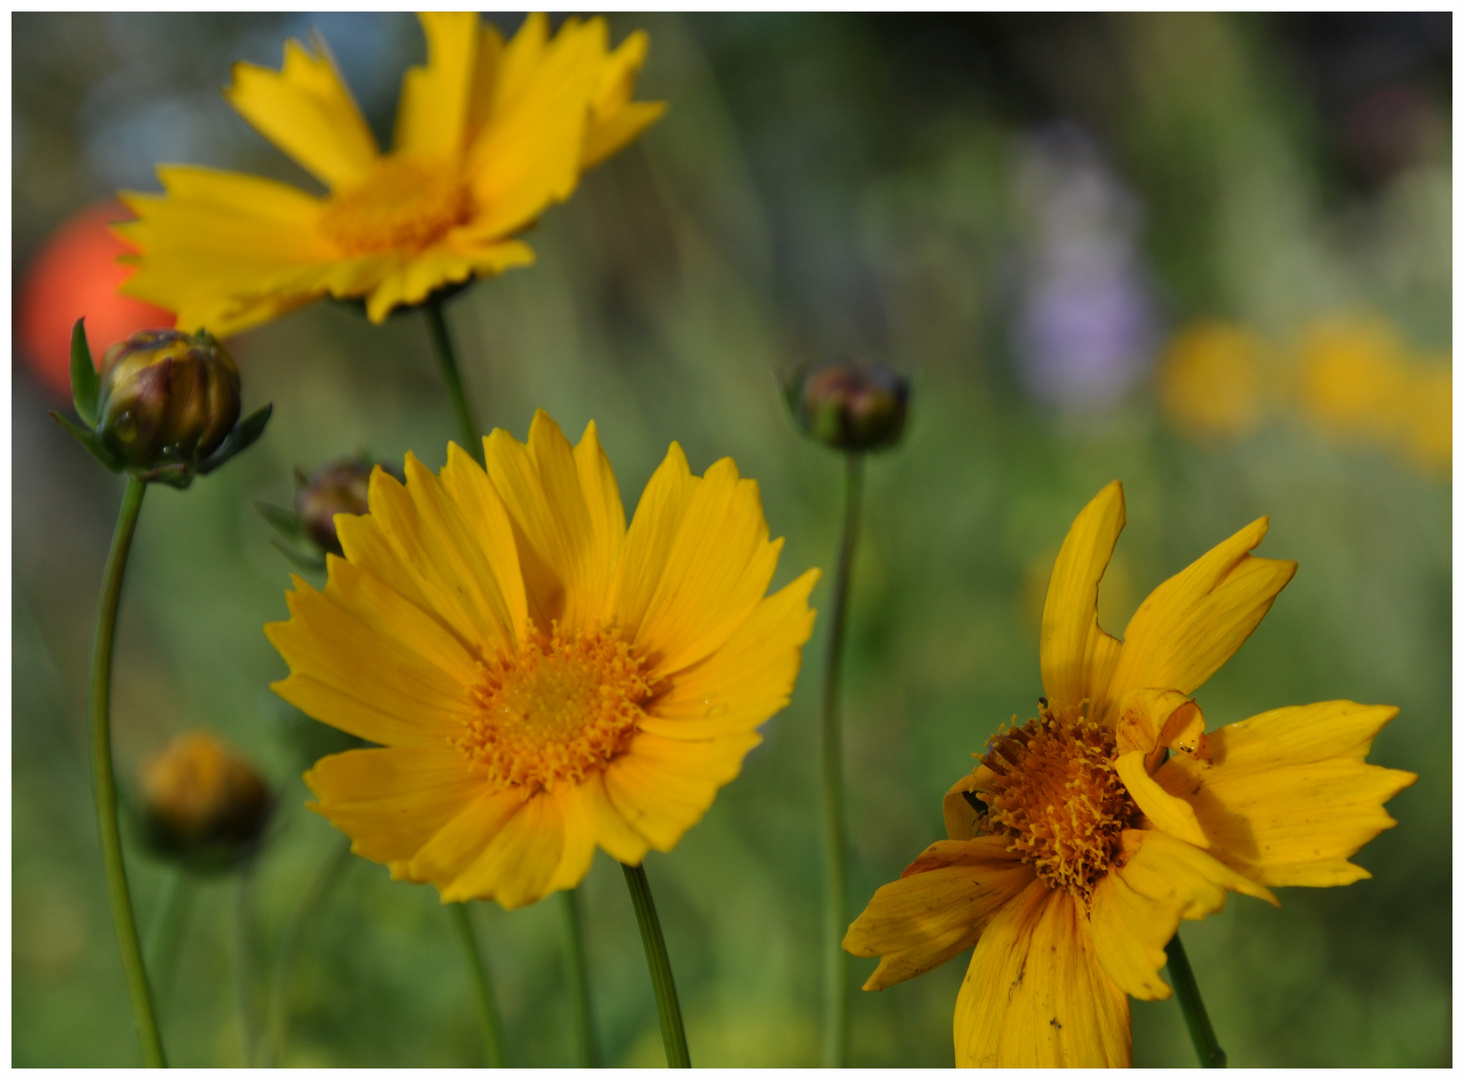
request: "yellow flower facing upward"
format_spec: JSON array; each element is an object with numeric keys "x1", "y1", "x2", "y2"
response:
[
  {"x1": 116, "y1": 13, "x2": 665, "y2": 337},
  {"x1": 845, "y1": 482, "x2": 1414, "y2": 1067},
  {"x1": 265, "y1": 412, "x2": 819, "y2": 909}
]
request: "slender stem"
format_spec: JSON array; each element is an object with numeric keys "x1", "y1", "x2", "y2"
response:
[
  {"x1": 621, "y1": 862, "x2": 690, "y2": 1068},
  {"x1": 1166, "y1": 931, "x2": 1227, "y2": 1067},
  {"x1": 233, "y1": 871, "x2": 259, "y2": 1067},
  {"x1": 424, "y1": 299, "x2": 484, "y2": 463},
  {"x1": 89, "y1": 475, "x2": 166, "y2": 1067},
  {"x1": 820, "y1": 453, "x2": 864, "y2": 1068},
  {"x1": 450, "y1": 903, "x2": 505, "y2": 1067},
  {"x1": 557, "y1": 889, "x2": 599, "y2": 1067},
  {"x1": 264, "y1": 839, "x2": 353, "y2": 1067},
  {"x1": 144, "y1": 869, "x2": 194, "y2": 1011}
]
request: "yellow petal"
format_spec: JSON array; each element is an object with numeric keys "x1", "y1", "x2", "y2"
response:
[
  {"x1": 462, "y1": 14, "x2": 604, "y2": 238},
  {"x1": 407, "y1": 787, "x2": 527, "y2": 888},
  {"x1": 1115, "y1": 750, "x2": 1210, "y2": 848},
  {"x1": 439, "y1": 442, "x2": 530, "y2": 644},
  {"x1": 442, "y1": 790, "x2": 565, "y2": 909},
  {"x1": 953, "y1": 882, "x2": 1130, "y2": 1067},
  {"x1": 844, "y1": 837, "x2": 1032, "y2": 991},
  {"x1": 225, "y1": 37, "x2": 379, "y2": 188},
  {"x1": 1155, "y1": 702, "x2": 1415, "y2": 887},
  {"x1": 602, "y1": 730, "x2": 761, "y2": 851},
  {"x1": 581, "y1": 28, "x2": 666, "y2": 169},
  {"x1": 1106, "y1": 518, "x2": 1297, "y2": 716},
  {"x1": 1114, "y1": 828, "x2": 1277, "y2": 917},
  {"x1": 1088, "y1": 870, "x2": 1183, "y2": 1001},
  {"x1": 575, "y1": 770, "x2": 650, "y2": 866},
  {"x1": 304, "y1": 746, "x2": 479, "y2": 873},
  {"x1": 573, "y1": 420, "x2": 628, "y2": 617},
  {"x1": 1040, "y1": 481, "x2": 1125, "y2": 718},
  {"x1": 393, "y1": 12, "x2": 479, "y2": 159},
  {"x1": 638, "y1": 568, "x2": 819, "y2": 740},
  {"x1": 485, "y1": 411, "x2": 612, "y2": 631},
  {"x1": 544, "y1": 782, "x2": 605, "y2": 893},
  {"x1": 607, "y1": 442, "x2": 700, "y2": 638},
  {"x1": 632, "y1": 458, "x2": 781, "y2": 678},
  {"x1": 941, "y1": 773, "x2": 983, "y2": 842}
]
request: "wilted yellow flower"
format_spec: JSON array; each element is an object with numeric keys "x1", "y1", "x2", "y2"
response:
[
  {"x1": 266, "y1": 412, "x2": 819, "y2": 910},
  {"x1": 845, "y1": 481, "x2": 1413, "y2": 1067},
  {"x1": 1158, "y1": 321, "x2": 1269, "y2": 437},
  {"x1": 143, "y1": 731, "x2": 272, "y2": 869},
  {"x1": 117, "y1": 13, "x2": 664, "y2": 336}
]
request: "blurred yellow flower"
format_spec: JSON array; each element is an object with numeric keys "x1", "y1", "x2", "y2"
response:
[
  {"x1": 116, "y1": 13, "x2": 664, "y2": 337},
  {"x1": 1399, "y1": 358, "x2": 1451, "y2": 473},
  {"x1": 1298, "y1": 315, "x2": 1410, "y2": 441},
  {"x1": 1158, "y1": 321, "x2": 1269, "y2": 437},
  {"x1": 143, "y1": 730, "x2": 272, "y2": 867},
  {"x1": 845, "y1": 481, "x2": 1413, "y2": 1067},
  {"x1": 266, "y1": 411, "x2": 818, "y2": 910}
]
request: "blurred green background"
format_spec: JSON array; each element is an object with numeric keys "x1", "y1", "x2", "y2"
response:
[{"x1": 12, "y1": 11, "x2": 1450, "y2": 1067}]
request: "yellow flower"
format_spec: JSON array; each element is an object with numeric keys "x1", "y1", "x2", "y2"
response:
[
  {"x1": 1158, "y1": 321, "x2": 1270, "y2": 438},
  {"x1": 1399, "y1": 358, "x2": 1451, "y2": 473},
  {"x1": 265, "y1": 412, "x2": 819, "y2": 909},
  {"x1": 845, "y1": 481, "x2": 1414, "y2": 1067},
  {"x1": 1298, "y1": 315, "x2": 1410, "y2": 442},
  {"x1": 116, "y1": 13, "x2": 665, "y2": 337}
]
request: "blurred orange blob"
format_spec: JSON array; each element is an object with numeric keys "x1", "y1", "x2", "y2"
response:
[{"x1": 17, "y1": 201, "x2": 175, "y2": 400}]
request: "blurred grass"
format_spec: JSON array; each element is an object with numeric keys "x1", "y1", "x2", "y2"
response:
[{"x1": 12, "y1": 11, "x2": 1450, "y2": 1067}]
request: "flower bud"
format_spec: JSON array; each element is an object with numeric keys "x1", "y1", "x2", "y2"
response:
[
  {"x1": 142, "y1": 731, "x2": 271, "y2": 872},
  {"x1": 94, "y1": 329, "x2": 241, "y2": 471},
  {"x1": 293, "y1": 458, "x2": 374, "y2": 557},
  {"x1": 790, "y1": 361, "x2": 910, "y2": 452}
]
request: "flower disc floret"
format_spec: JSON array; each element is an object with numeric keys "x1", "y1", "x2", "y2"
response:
[
  {"x1": 319, "y1": 157, "x2": 473, "y2": 255},
  {"x1": 978, "y1": 707, "x2": 1138, "y2": 900},
  {"x1": 460, "y1": 623, "x2": 654, "y2": 790}
]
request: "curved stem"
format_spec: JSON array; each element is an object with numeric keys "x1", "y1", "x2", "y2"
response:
[
  {"x1": 264, "y1": 838, "x2": 353, "y2": 1067},
  {"x1": 424, "y1": 299, "x2": 484, "y2": 464},
  {"x1": 557, "y1": 889, "x2": 599, "y2": 1067},
  {"x1": 820, "y1": 453, "x2": 864, "y2": 1068},
  {"x1": 144, "y1": 869, "x2": 194, "y2": 1012},
  {"x1": 89, "y1": 475, "x2": 166, "y2": 1066},
  {"x1": 620, "y1": 862, "x2": 690, "y2": 1068},
  {"x1": 450, "y1": 903, "x2": 505, "y2": 1067},
  {"x1": 1166, "y1": 931, "x2": 1227, "y2": 1067}
]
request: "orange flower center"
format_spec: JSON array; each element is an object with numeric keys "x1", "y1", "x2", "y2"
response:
[
  {"x1": 319, "y1": 157, "x2": 473, "y2": 256},
  {"x1": 456, "y1": 624, "x2": 652, "y2": 791},
  {"x1": 976, "y1": 706, "x2": 1139, "y2": 900}
]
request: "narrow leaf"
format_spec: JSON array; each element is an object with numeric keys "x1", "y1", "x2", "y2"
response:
[
  {"x1": 50, "y1": 409, "x2": 121, "y2": 473},
  {"x1": 70, "y1": 319, "x2": 100, "y2": 428},
  {"x1": 255, "y1": 501, "x2": 304, "y2": 541}
]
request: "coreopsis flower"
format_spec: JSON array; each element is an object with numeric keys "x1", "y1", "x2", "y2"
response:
[
  {"x1": 1158, "y1": 321, "x2": 1270, "y2": 438},
  {"x1": 265, "y1": 412, "x2": 819, "y2": 909},
  {"x1": 116, "y1": 13, "x2": 664, "y2": 337},
  {"x1": 845, "y1": 481, "x2": 1414, "y2": 1067}
]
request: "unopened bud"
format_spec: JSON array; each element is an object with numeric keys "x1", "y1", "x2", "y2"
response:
[
  {"x1": 293, "y1": 459, "x2": 374, "y2": 556},
  {"x1": 790, "y1": 361, "x2": 910, "y2": 452},
  {"x1": 142, "y1": 731, "x2": 271, "y2": 872},
  {"x1": 95, "y1": 329, "x2": 241, "y2": 471}
]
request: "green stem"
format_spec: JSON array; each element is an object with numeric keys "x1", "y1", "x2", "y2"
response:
[
  {"x1": 1166, "y1": 931, "x2": 1227, "y2": 1067},
  {"x1": 233, "y1": 871, "x2": 259, "y2": 1067},
  {"x1": 820, "y1": 453, "x2": 864, "y2": 1068},
  {"x1": 264, "y1": 839, "x2": 353, "y2": 1067},
  {"x1": 621, "y1": 862, "x2": 690, "y2": 1068},
  {"x1": 89, "y1": 475, "x2": 166, "y2": 1067},
  {"x1": 450, "y1": 903, "x2": 505, "y2": 1067},
  {"x1": 557, "y1": 889, "x2": 599, "y2": 1067},
  {"x1": 144, "y1": 869, "x2": 193, "y2": 1011},
  {"x1": 424, "y1": 299, "x2": 484, "y2": 464}
]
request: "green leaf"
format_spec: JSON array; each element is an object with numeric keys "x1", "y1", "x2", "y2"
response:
[
  {"x1": 49, "y1": 409, "x2": 121, "y2": 473},
  {"x1": 70, "y1": 319, "x2": 100, "y2": 428},
  {"x1": 269, "y1": 537, "x2": 326, "y2": 573},
  {"x1": 255, "y1": 501, "x2": 304, "y2": 542},
  {"x1": 197, "y1": 402, "x2": 273, "y2": 475}
]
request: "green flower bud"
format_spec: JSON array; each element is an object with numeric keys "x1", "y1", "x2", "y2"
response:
[
  {"x1": 790, "y1": 361, "x2": 910, "y2": 452},
  {"x1": 293, "y1": 458, "x2": 375, "y2": 556},
  {"x1": 141, "y1": 731, "x2": 272, "y2": 873},
  {"x1": 94, "y1": 329, "x2": 241, "y2": 471}
]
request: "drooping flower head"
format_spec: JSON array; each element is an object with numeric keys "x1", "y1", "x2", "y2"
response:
[
  {"x1": 265, "y1": 412, "x2": 819, "y2": 909},
  {"x1": 845, "y1": 481, "x2": 1414, "y2": 1067},
  {"x1": 116, "y1": 13, "x2": 665, "y2": 337}
]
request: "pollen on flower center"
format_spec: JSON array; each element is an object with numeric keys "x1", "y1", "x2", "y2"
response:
[
  {"x1": 319, "y1": 156, "x2": 473, "y2": 256},
  {"x1": 975, "y1": 706, "x2": 1139, "y2": 901},
  {"x1": 456, "y1": 624, "x2": 653, "y2": 791}
]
